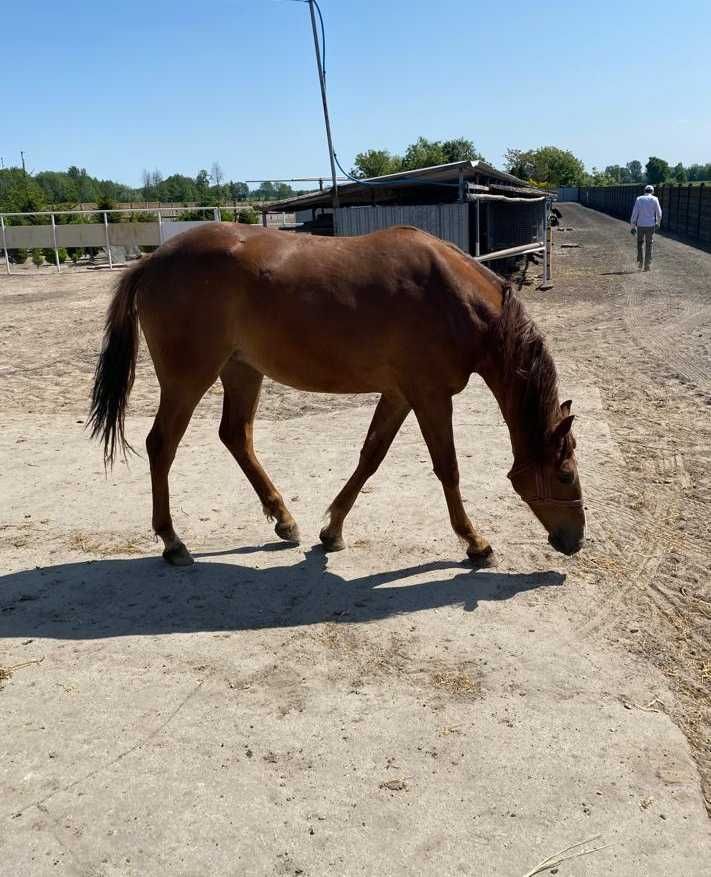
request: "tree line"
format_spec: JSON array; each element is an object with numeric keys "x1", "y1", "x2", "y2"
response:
[
  {"x1": 3, "y1": 143, "x2": 709, "y2": 219},
  {"x1": 352, "y1": 137, "x2": 711, "y2": 189},
  {"x1": 0, "y1": 161, "x2": 303, "y2": 216}
]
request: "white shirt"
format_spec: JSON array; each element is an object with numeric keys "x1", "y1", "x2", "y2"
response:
[{"x1": 631, "y1": 194, "x2": 662, "y2": 228}]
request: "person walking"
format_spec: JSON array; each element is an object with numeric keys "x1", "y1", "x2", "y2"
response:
[{"x1": 631, "y1": 184, "x2": 662, "y2": 271}]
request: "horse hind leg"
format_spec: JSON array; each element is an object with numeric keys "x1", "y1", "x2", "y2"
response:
[
  {"x1": 147, "y1": 383, "x2": 207, "y2": 566},
  {"x1": 219, "y1": 358, "x2": 299, "y2": 544},
  {"x1": 320, "y1": 393, "x2": 410, "y2": 552}
]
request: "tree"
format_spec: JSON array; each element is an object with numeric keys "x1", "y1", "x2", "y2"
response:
[
  {"x1": 504, "y1": 148, "x2": 536, "y2": 180},
  {"x1": 672, "y1": 162, "x2": 688, "y2": 183},
  {"x1": 604, "y1": 165, "x2": 632, "y2": 184},
  {"x1": 211, "y1": 162, "x2": 224, "y2": 187},
  {"x1": 504, "y1": 146, "x2": 586, "y2": 186},
  {"x1": 195, "y1": 169, "x2": 210, "y2": 193},
  {"x1": 401, "y1": 137, "x2": 447, "y2": 170},
  {"x1": 626, "y1": 160, "x2": 643, "y2": 183},
  {"x1": 645, "y1": 156, "x2": 670, "y2": 185},
  {"x1": 587, "y1": 167, "x2": 617, "y2": 186},
  {"x1": 441, "y1": 137, "x2": 485, "y2": 163},
  {"x1": 238, "y1": 207, "x2": 259, "y2": 224},
  {"x1": 96, "y1": 194, "x2": 120, "y2": 222},
  {"x1": 229, "y1": 180, "x2": 249, "y2": 202},
  {"x1": 352, "y1": 149, "x2": 401, "y2": 178},
  {"x1": 142, "y1": 169, "x2": 154, "y2": 201}
]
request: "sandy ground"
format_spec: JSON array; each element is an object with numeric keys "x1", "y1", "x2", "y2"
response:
[{"x1": 1, "y1": 206, "x2": 710, "y2": 875}]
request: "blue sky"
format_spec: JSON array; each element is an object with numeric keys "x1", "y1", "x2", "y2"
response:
[{"x1": 3, "y1": 0, "x2": 710, "y2": 186}]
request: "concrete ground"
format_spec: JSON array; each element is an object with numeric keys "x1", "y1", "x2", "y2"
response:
[{"x1": 1, "y1": 206, "x2": 710, "y2": 874}]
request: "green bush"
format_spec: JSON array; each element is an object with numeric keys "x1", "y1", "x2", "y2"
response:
[
  {"x1": 31, "y1": 248, "x2": 44, "y2": 268},
  {"x1": 42, "y1": 247, "x2": 67, "y2": 264},
  {"x1": 238, "y1": 207, "x2": 259, "y2": 224},
  {"x1": 9, "y1": 248, "x2": 29, "y2": 264},
  {"x1": 68, "y1": 247, "x2": 84, "y2": 264}
]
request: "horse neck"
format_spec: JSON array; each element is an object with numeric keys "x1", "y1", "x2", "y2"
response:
[{"x1": 478, "y1": 334, "x2": 559, "y2": 464}]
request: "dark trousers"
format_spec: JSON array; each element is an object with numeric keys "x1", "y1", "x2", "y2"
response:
[{"x1": 637, "y1": 226, "x2": 655, "y2": 267}]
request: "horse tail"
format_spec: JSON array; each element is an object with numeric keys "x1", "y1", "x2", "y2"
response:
[{"x1": 88, "y1": 259, "x2": 145, "y2": 467}]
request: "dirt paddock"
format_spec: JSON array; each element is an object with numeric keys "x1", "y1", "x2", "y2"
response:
[{"x1": 2, "y1": 204, "x2": 710, "y2": 874}]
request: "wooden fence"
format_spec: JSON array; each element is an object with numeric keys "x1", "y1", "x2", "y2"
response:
[{"x1": 575, "y1": 184, "x2": 711, "y2": 248}]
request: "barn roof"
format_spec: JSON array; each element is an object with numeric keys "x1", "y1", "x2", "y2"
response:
[{"x1": 263, "y1": 160, "x2": 543, "y2": 211}]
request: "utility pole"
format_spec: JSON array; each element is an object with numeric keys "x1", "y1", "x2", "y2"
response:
[
  {"x1": 307, "y1": 0, "x2": 339, "y2": 232},
  {"x1": 20, "y1": 151, "x2": 26, "y2": 176}
]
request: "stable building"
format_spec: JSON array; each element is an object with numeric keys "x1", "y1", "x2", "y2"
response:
[{"x1": 263, "y1": 160, "x2": 551, "y2": 271}]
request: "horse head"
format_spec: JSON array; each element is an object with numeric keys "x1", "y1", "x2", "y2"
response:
[{"x1": 508, "y1": 400, "x2": 585, "y2": 555}]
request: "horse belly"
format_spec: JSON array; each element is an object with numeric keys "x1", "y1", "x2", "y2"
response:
[{"x1": 236, "y1": 321, "x2": 391, "y2": 394}]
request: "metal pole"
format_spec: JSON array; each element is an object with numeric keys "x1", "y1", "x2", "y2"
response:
[
  {"x1": 103, "y1": 212, "x2": 113, "y2": 269},
  {"x1": 213, "y1": 207, "x2": 220, "y2": 222},
  {"x1": 158, "y1": 209, "x2": 163, "y2": 245},
  {"x1": 543, "y1": 200, "x2": 551, "y2": 283},
  {"x1": 307, "y1": 0, "x2": 339, "y2": 234},
  {"x1": 51, "y1": 212, "x2": 60, "y2": 272},
  {"x1": 1, "y1": 215, "x2": 11, "y2": 275},
  {"x1": 475, "y1": 198, "x2": 481, "y2": 257}
]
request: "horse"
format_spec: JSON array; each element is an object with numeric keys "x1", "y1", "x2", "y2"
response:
[{"x1": 88, "y1": 222, "x2": 585, "y2": 567}]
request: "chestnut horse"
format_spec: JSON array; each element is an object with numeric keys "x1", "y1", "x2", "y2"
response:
[{"x1": 89, "y1": 223, "x2": 584, "y2": 566}]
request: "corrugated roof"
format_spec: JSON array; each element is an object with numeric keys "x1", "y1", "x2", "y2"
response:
[{"x1": 263, "y1": 160, "x2": 542, "y2": 211}]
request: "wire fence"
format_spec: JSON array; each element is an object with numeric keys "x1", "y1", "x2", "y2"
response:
[{"x1": 574, "y1": 183, "x2": 711, "y2": 248}]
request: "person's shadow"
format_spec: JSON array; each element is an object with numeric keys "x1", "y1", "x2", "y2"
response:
[{"x1": 0, "y1": 544, "x2": 565, "y2": 640}]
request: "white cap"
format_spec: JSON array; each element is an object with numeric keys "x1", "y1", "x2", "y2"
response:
[{"x1": 644, "y1": 184, "x2": 654, "y2": 193}]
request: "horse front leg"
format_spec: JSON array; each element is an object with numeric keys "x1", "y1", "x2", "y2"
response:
[
  {"x1": 320, "y1": 393, "x2": 410, "y2": 551},
  {"x1": 411, "y1": 394, "x2": 495, "y2": 567}
]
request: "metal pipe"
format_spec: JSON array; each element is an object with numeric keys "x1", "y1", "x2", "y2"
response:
[
  {"x1": 103, "y1": 212, "x2": 113, "y2": 269},
  {"x1": 475, "y1": 199, "x2": 481, "y2": 257},
  {"x1": 51, "y1": 213, "x2": 60, "y2": 272},
  {"x1": 307, "y1": 0, "x2": 339, "y2": 232},
  {"x1": 1, "y1": 215, "x2": 10, "y2": 275},
  {"x1": 475, "y1": 242, "x2": 545, "y2": 263},
  {"x1": 543, "y1": 200, "x2": 550, "y2": 283}
]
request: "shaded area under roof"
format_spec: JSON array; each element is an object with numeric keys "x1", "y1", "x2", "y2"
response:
[{"x1": 263, "y1": 160, "x2": 544, "y2": 212}]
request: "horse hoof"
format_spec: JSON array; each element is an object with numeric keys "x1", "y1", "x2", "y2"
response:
[
  {"x1": 275, "y1": 520, "x2": 301, "y2": 544},
  {"x1": 163, "y1": 542, "x2": 194, "y2": 566},
  {"x1": 319, "y1": 529, "x2": 345, "y2": 552},
  {"x1": 467, "y1": 545, "x2": 496, "y2": 569}
]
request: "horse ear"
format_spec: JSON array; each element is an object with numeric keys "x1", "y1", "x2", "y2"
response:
[
  {"x1": 561, "y1": 399, "x2": 573, "y2": 416},
  {"x1": 552, "y1": 414, "x2": 575, "y2": 443}
]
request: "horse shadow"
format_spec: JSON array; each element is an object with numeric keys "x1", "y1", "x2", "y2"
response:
[{"x1": 0, "y1": 544, "x2": 565, "y2": 640}]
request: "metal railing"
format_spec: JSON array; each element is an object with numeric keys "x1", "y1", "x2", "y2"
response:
[{"x1": 0, "y1": 207, "x2": 297, "y2": 275}]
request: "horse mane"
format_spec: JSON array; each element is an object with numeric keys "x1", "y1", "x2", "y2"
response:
[
  {"x1": 493, "y1": 285, "x2": 561, "y2": 458},
  {"x1": 398, "y1": 228, "x2": 562, "y2": 457}
]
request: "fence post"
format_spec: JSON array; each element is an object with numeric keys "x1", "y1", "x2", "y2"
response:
[
  {"x1": 103, "y1": 212, "x2": 113, "y2": 269},
  {"x1": 51, "y1": 212, "x2": 60, "y2": 272},
  {"x1": 1, "y1": 214, "x2": 10, "y2": 275},
  {"x1": 685, "y1": 183, "x2": 691, "y2": 237},
  {"x1": 697, "y1": 183, "x2": 705, "y2": 241}
]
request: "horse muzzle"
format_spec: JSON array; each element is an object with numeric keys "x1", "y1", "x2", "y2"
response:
[{"x1": 548, "y1": 530, "x2": 585, "y2": 556}]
